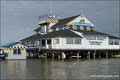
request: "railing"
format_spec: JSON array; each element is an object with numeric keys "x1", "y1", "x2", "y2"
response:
[
  {"x1": 39, "y1": 44, "x2": 52, "y2": 49},
  {"x1": 38, "y1": 18, "x2": 58, "y2": 24},
  {"x1": 46, "y1": 44, "x2": 52, "y2": 49},
  {"x1": 26, "y1": 44, "x2": 52, "y2": 49}
]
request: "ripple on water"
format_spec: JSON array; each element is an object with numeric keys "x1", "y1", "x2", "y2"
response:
[{"x1": 0, "y1": 58, "x2": 119, "y2": 79}]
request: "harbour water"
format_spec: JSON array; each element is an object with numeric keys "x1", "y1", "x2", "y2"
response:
[{"x1": 0, "y1": 58, "x2": 119, "y2": 80}]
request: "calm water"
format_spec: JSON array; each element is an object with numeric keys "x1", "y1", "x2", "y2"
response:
[{"x1": 0, "y1": 58, "x2": 119, "y2": 80}]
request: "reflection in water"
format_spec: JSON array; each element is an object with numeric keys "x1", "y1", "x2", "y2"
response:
[
  {"x1": 0, "y1": 58, "x2": 119, "y2": 79},
  {"x1": 1, "y1": 60, "x2": 26, "y2": 79}
]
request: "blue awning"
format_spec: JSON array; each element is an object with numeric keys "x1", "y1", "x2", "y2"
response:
[{"x1": 26, "y1": 46, "x2": 39, "y2": 50}]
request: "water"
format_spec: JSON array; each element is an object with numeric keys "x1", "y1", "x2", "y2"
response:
[{"x1": 0, "y1": 58, "x2": 119, "y2": 80}]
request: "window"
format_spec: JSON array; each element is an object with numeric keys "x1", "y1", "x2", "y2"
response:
[
  {"x1": 75, "y1": 38, "x2": 81, "y2": 44},
  {"x1": 42, "y1": 39, "x2": 45, "y2": 46},
  {"x1": 66, "y1": 38, "x2": 81, "y2": 44},
  {"x1": 38, "y1": 40, "x2": 41, "y2": 46},
  {"x1": 53, "y1": 39, "x2": 59, "y2": 44},
  {"x1": 56, "y1": 27, "x2": 59, "y2": 31},
  {"x1": 47, "y1": 39, "x2": 51, "y2": 44},
  {"x1": 13, "y1": 49, "x2": 21, "y2": 55},
  {"x1": 41, "y1": 26, "x2": 46, "y2": 33},
  {"x1": 18, "y1": 49, "x2": 21, "y2": 54},
  {"x1": 13, "y1": 49, "x2": 17, "y2": 54},
  {"x1": 109, "y1": 39, "x2": 119, "y2": 45},
  {"x1": 115, "y1": 40, "x2": 119, "y2": 45},
  {"x1": 109, "y1": 39, "x2": 114, "y2": 45},
  {"x1": 67, "y1": 38, "x2": 74, "y2": 44}
]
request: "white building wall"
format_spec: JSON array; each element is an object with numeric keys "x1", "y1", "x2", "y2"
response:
[
  {"x1": 5, "y1": 50, "x2": 26, "y2": 59},
  {"x1": 51, "y1": 36, "x2": 120, "y2": 50},
  {"x1": 3, "y1": 44, "x2": 27, "y2": 59},
  {"x1": 51, "y1": 38, "x2": 62, "y2": 49}
]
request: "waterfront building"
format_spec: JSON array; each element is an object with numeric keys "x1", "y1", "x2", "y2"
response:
[
  {"x1": 1, "y1": 42, "x2": 27, "y2": 59},
  {"x1": 21, "y1": 14, "x2": 120, "y2": 58}
]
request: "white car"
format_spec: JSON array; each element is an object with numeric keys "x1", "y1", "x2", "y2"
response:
[{"x1": 0, "y1": 49, "x2": 5, "y2": 60}]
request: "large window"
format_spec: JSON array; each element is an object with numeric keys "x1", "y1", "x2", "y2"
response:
[
  {"x1": 47, "y1": 39, "x2": 51, "y2": 44},
  {"x1": 66, "y1": 38, "x2": 81, "y2": 44},
  {"x1": 42, "y1": 39, "x2": 45, "y2": 46},
  {"x1": 109, "y1": 39, "x2": 119, "y2": 45},
  {"x1": 13, "y1": 49, "x2": 21, "y2": 55},
  {"x1": 53, "y1": 39, "x2": 59, "y2": 44},
  {"x1": 13, "y1": 49, "x2": 17, "y2": 54},
  {"x1": 75, "y1": 38, "x2": 81, "y2": 44},
  {"x1": 115, "y1": 40, "x2": 119, "y2": 45},
  {"x1": 67, "y1": 38, "x2": 74, "y2": 44},
  {"x1": 109, "y1": 39, "x2": 114, "y2": 45},
  {"x1": 18, "y1": 49, "x2": 21, "y2": 54}
]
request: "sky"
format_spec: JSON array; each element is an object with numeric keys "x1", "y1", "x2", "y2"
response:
[{"x1": 1, "y1": 1, "x2": 119, "y2": 45}]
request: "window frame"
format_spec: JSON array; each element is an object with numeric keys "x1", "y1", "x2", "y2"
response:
[
  {"x1": 114, "y1": 40, "x2": 119, "y2": 45},
  {"x1": 13, "y1": 48, "x2": 21, "y2": 55},
  {"x1": 13, "y1": 49, "x2": 17, "y2": 54},
  {"x1": 109, "y1": 39, "x2": 114, "y2": 45},
  {"x1": 18, "y1": 48, "x2": 21, "y2": 54},
  {"x1": 75, "y1": 38, "x2": 81, "y2": 44},
  {"x1": 66, "y1": 38, "x2": 81, "y2": 44},
  {"x1": 66, "y1": 38, "x2": 74, "y2": 44},
  {"x1": 53, "y1": 39, "x2": 59, "y2": 44},
  {"x1": 109, "y1": 39, "x2": 120, "y2": 45}
]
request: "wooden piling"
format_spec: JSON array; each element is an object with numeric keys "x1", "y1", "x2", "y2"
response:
[
  {"x1": 77, "y1": 53, "x2": 79, "y2": 59},
  {"x1": 52, "y1": 53, "x2": 54, "y2": 59},
  {"x1": 58, "y1": 54, "x2": 61, "y2": 59},
  {"x1": 99, "y1": 53, "x2": 101, "y2": 58},
  {"x1": 87, "y1": 52, "x2": 90, "y2": 58},
  {"x1": 111, "y1": 53, "x2": 113, "y2": 57},
  {"x1": 93, "y1": 53, "x2": 96, "y2": 58},
  {"x1": 106, "y1": 53, "x2": 108, "y2": 58}
]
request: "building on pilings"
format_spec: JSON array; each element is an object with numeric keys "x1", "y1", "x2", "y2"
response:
[{"x1": 20, "y1": 14, "x2": 120, "y2": 58}]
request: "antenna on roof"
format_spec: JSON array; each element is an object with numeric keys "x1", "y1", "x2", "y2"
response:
[{"x1": 49, "y1": 0, "x2": 52, "y2": 14}]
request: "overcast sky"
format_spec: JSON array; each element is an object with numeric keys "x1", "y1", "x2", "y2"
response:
[{"x1": 1, "y1": 1, "x2": 119, "y2": 45}]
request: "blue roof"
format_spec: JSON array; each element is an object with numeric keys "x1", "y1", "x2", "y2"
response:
[{"x1": 1, "y1": 42, "x2": 19, "y2": 47}]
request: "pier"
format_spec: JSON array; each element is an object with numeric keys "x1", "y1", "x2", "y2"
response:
[{"x1": 26, "y1": 49, "x2": 120, "y2": 59}]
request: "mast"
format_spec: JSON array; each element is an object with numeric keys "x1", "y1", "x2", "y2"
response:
[{"x1": 50, "y1": 0, "x2": 52, "y2": 14}]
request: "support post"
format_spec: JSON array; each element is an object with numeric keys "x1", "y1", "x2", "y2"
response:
[
  {"x1": 62, "y1": 52, "x2": 66, "y2": 59},
  {"x1": 99, "y1": 53, "x2": 101, "y2": 58},
  {"x1": 111, "y1": 53, "x2": 113, "y2": 57},
  {"x1": 84, "y1": 53, "x2": 86, "y2": 58},
  {"x1": 106, "y1": 53, "x2": 108, "y2": 58},
  {"x1": 87, "y1": 52, "x2": 90, "y2": 58},
  {"x1": 30, "y1": 52, "x2": 33, "y2": 57},
  {"x1": 58, "y1": 55, "x2": 61, "y2": 59},
  {"x1": 45, "y1": 39, "x2": 47, "y2": 48},
  {"x1": 94, "y1": 50, "x2": 96, "y2": 58},
  {"x1": 28, "y1": 52, "x2": 30, "y2": 58},
  {"x1": 52, "y1": 53, "x2": 54, "y2": 59},
  {"x1": 70, "y1": 52, "x2": 72, "y2": 59},
  {"x1": 47, "y1": 53, "x2": 49, "y2": 57},
  {"x1": 44, "y1": 53, "x2": 47, "y2": 57},
  {"x1": 93, "y1": 53, "x2": 96, "y2": 58},
  {"x1": 77, "y1": 53, "x2": 79, "y2": 59},
  {"x1": 33, "y1": 52, "x2": 35, "y2": 58}
]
